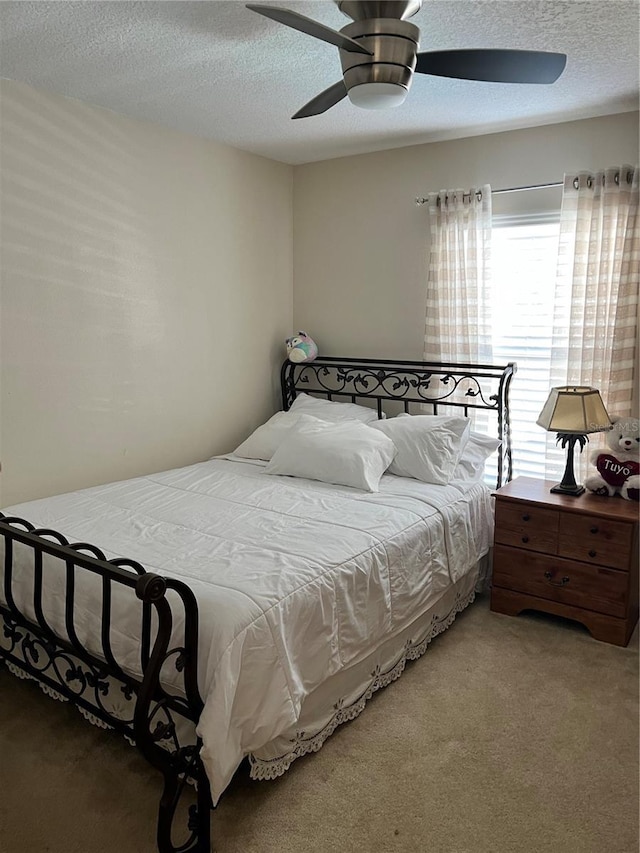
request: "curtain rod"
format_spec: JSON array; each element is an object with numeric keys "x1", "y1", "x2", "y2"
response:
[
  {"x1": 416, "y1": 170, "x2": 635, "y2": 205},
  {"x1": 415, "y1": 181, "x2": 562, "y2": 205}
]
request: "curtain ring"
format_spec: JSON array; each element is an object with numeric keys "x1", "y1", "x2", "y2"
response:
[
  {"x1": 586, "y1": 176, "x2": 593, "y2": 189},
  {"x1": 476, "y1": 190, "x2": 483, "y2": 202},
  {"x1": 627, "y1": 170, "x2": 634, "y2": 185},
  {"x1": 573, "y1": 176, "x2": 579, "y2": 189},
  {"x1": 614, "y1": 171, "x2": 620, "y2": 185}
]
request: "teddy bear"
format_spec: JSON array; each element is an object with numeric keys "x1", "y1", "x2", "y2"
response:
[
  {"x1": 584, "y1": 416, "x2": 639, "y2": 501},
  {"x1": 285, "y1": 331, "x2": 318, "y2": 364}
]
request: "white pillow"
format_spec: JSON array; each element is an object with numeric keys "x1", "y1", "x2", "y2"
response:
[
  {"x1": 453, "y1": 431, "x2": 502, "y2": 482},
  {"x1": 264, "y1": 415, "x2": 396, "y2": 492},
  {"x1": 370, "y1": 415, "x2": 471, "y2": 485},
  {"x1": 233, "y1": 411, "x2": 307, "y2": 461},
  {"x1": 289, "y1": 392, "x2": 380, "y2": 424}
]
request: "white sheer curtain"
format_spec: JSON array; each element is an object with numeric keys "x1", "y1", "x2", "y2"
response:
[
  {"x1": 423, "y1": 185, "x2": 493, "y2": 365},
  {"x1": 423, "y1": 170, "x2": 638, "y2": 484},
  {"x1": 546, "y1": 165, "x2": 639, "y2": 478}
]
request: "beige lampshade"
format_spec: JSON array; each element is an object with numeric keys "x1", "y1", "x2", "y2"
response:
[{"x1": 536, "y1": 386, "x2": 611, "y2": 434}]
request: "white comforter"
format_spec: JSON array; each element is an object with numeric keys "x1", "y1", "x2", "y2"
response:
[{"x1": 2, "y1": 457, "x2": 493, "y2": 803}]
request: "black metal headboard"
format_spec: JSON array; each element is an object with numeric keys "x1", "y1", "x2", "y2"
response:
[{"x1": 281, "y1": 356, "x2": 516, "y2": 488}]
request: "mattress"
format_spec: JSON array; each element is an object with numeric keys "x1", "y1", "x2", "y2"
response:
[{"x1": 2, "y1": 456, "x2": 494, "y2": 803}]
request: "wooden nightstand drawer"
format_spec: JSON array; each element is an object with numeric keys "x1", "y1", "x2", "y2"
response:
[
  {"x1": 493, "y1": 544, "x2": 628, "y2": 618},
  {"x1": 558, "y1": 514, "x2": 634, "y2": 570},
  {"x1": 494, "y1": 501, "x2": 558, "y2": 554}
]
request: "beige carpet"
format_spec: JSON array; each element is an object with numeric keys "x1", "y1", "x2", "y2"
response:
[{"x1": 0, "y1": 597, "x2": 638, "y2": 853}]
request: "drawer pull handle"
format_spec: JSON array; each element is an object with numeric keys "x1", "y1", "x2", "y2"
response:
[
  {"x1": 544, "y1": 571, "x2": 570, "y2": 587},
  {"x1": 522, "y1": 514, "x2": 531, "y2": 522},
  {"x1": 522, "y1": 535, "x2": 529, "y2": 543},
  {"x1": 588, "y1": 549, "x2": 597, "y2": 558},
  {"x1": 590, "y1": 526, "x2": 599, "y2": 534}
]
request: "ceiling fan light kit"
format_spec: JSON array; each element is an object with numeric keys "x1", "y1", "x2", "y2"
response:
[
  {"x1": 348, "y1": 81, "x2": 408, "y2": 109},
  {"x1": 247, "y1": 0, "x2": 567, "y2": 118}
]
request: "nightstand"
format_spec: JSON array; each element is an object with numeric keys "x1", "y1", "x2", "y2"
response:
[{"x1": 490, "y1": 476, "x2": 639, "y2": 646}]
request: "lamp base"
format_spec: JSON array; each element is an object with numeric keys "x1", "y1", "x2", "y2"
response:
[
  {"x1": 550, "y1": 432, "x2": 589, "y2": 497},
  {"x1": 550, "y1": 482, "x2": 585, "y2": 497}
]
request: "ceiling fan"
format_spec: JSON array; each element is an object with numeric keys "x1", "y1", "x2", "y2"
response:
[{"x1": 246, "y1": 0, "x2": 567, "y2": 119}]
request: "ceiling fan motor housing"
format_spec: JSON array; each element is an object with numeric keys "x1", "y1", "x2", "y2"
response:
[
  {"x1": 339, "y1": 19, "x2": 420, "y2": 103},
  {"x1": 337, "y1": 1, "x2": 422, "y2": 21}
]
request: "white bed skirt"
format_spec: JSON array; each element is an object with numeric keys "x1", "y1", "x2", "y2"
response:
[{"x1": 248, "y1": 555, "x2": 486, "y2": 781}]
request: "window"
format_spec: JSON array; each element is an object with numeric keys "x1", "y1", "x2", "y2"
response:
[{"x1": 491, "y1": 213, "x2": 567, "y2": 479}]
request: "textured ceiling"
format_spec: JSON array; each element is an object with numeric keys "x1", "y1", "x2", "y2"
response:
[{"x1": 0, "y1": 0, "x2": 638, "y2": 165}]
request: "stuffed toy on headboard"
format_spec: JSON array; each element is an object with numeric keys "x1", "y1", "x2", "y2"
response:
[{"x1": 285, "y1": 331, "x2": 318, "y2": 364}]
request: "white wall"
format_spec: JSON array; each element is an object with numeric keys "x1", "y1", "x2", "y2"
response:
[
  {"x1": 293, "y1": 113, "x2": 639, "y2": 369},
  {"x1": 0, "y1": 79, "x2": 294, "y2": 505}
]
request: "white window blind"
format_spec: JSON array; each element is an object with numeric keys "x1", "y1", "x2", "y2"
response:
[{"x1": 491, "y1": 214, "x2": 567, "y2": 480}]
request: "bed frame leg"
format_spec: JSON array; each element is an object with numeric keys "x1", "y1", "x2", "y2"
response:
[
  {"x1": 195, "y1": 773, "x2": 213, "y2": 853},
  {"x1": 157, "y1": 766, "x2": 212, "y2": 853}
]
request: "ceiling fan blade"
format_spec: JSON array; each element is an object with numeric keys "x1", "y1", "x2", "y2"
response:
[
  {"x1": 292, "y1": 81, "x2": 348, "y2": 119},
  {"x1": 415, "y1": 49, "x2": 567, "y2": 84},
  {"x1": 246, "y1": 4, "x2": 372, "y2": 55}
]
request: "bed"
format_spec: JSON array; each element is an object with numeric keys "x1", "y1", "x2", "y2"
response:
[{"x1": 0, "y1": 356, "x2": 515, "y2": 853}]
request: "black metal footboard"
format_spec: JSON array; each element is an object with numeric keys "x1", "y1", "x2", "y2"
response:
[{"x1": 0, "y1": 514, "x2": 212, "y2": 853}]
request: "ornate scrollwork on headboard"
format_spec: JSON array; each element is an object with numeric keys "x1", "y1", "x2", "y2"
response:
[{"x1": 281, "y1": 356, "x2": 516, "y2": 488}]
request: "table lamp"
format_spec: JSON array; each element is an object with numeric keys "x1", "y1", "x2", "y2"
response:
[{"x1": 536, "y1": 386, "x2": 611, "y2": 496}]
